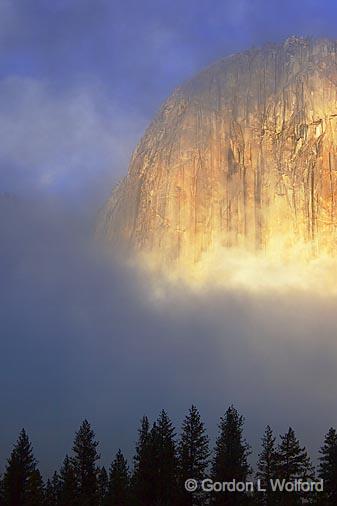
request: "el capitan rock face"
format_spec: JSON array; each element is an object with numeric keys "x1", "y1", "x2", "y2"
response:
[{"x1": 99, "y1": 37, "x2": 337, "y2": 270}]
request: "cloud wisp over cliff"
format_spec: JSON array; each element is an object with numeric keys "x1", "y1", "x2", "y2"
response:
[
  {"x1": 2, "y1": 0, "x2": 337, "y2": 478},
  {"x1": 1, "y1": 196, "x2": 337, "y2": 475}
]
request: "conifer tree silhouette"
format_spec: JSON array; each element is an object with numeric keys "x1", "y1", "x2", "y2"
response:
[
  {"x1": 277, "y1": 427, "x2": 313, "y2": 506},
  {"x1": 98, "y1": 467, "x2": 109, "y2": 506},
  {"x1": 256, "y1": 425, "x2": 280, "y2": 505},
  {"x1": 44, "y1": 478, "x2": 57, "y2": 506},
  {"x1": 1, "y1": 410, "x2": 332, "y2": 506},
  {"x1": 108, "y1": 450, "x2": 129, "y2": 506},
  {"x1": 151, "y1": 410, "x2": 178, "y2": 506},
  {"x1": 0, "y1": 476, "x2": 4, "y2": 506},
  {"x1": 131, "y1": 416, "x2": 153, "y2": 506},
  {"x1": 72, "y1": 420, "x2": 100, "y2": 506},
  {"x1": 177, "y1": 405, "x2": 210, "y2": 506},
  {"x1": 26, "y1": 469, "x2": 44, "y2": 506},
  {"x1": 58, "y1": 455, "x2": 78, "y2": 506},
  {"x1": 318, "y1": 427, "x2": 337, "y2": 505},
  {"x1": 3, "y1": 429, "x2": 38, "y2": 506},
  {"x1": 212, "y1": 406, "x2": 251, "y2": 506}
]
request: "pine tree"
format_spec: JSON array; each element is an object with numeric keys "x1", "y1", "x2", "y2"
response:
[
  {"x1": 98, "y1": 467, "x2": 109, "y2": 506},
  {"x1": 131, "y1": 416, "x2": 153, "y2": 506},
  {"x1": 44, "y1": 479, "x2": 56, "y2": 506},
  {"x1": 318, "y1": 427, "x2": 337, "y2": 505},
  {"x1": 72, "y1": 420, "x2": 100, "y2": 506},
  {"x1": 26, "y1": 469, "x2": 44, "y2": 506},
  {"x1": 44, "y1": 472, "x2": 60, "y2": 506},
  {"x1": 151, "y1": 410, "x2": 178, "y2": 506},
  {"x1": 212, "y1": 405, "x2": 251, "y2": 506},
  {"x1": 52, "y1": 472, "x2": 61, "y2": 504},
  {"x1": 278, "y1": 427, "x2": 313, "y2": 506},
  {"x1": 256, "y1": 426, "x2": 280, "y2": 505},
  {"x1": 177, "y1": 405, "x2": 210, "y2": 506},
  {"x1": 0, "y1": 477, "x2": 4, "y2": 506},
  {"x1": 58, "y1": 455, "x2": 78, "y2": 506},
  {"x1": 3, "y1": 429, "x2": 37, "y2": 506},
  {"x1": 108, "y1": 450, "x2": 129, "y2": 506}
]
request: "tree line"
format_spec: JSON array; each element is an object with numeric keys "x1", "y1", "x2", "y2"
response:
[{"x1": 0, "y1": 405, "x2": 336, "y2": 505}]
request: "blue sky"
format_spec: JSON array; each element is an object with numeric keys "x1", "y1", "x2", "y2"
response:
[{"x1": 2, "y1": 0, "x2": 337, "y2": 200}]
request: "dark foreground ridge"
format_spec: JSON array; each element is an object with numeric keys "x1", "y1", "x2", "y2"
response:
[{"x1": 1, "y1": 405, "x2": 336, "y2": 505}]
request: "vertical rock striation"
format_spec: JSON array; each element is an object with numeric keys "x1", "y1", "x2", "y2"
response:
[{"x1": 99, "y1": 37, "x2": 337, "y2": 271}]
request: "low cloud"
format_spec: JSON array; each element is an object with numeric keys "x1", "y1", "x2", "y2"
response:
[{"x1": 1, "y1": 196, "x2": 337, "y2": 476}]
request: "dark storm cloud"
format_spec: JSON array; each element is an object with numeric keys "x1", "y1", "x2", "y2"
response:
[{"x1": 1, "y1": 198, "x2": 337, "y2": 476}]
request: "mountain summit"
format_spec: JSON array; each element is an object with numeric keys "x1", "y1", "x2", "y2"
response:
[{"x1": 99, "y1": 37, "x2": 337, "y2": 273}]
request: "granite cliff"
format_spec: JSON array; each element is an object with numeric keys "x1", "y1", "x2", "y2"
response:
[{"x1": 99, "y1": 37, "x2": 337, "y2": 272}]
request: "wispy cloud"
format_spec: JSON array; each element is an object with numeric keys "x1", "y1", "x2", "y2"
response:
[{"x1": 0, "y1": 76, "x2": 147, "y2": 195}]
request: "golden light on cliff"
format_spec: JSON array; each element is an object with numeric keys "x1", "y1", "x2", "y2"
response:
[
  {"x1": 98, "y1": 37, "x2": 337, "y2": 293},
  {"x1": 138, "y1": 246, "x2": 337, "y2": 295},
  {"x1": 136, "y1": 233, "x2": 337, "y2": 294}
]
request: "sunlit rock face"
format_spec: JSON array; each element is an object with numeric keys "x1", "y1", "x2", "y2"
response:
[{"x1": 99, "y1": 37, "x2": 337, "y2": 277}]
